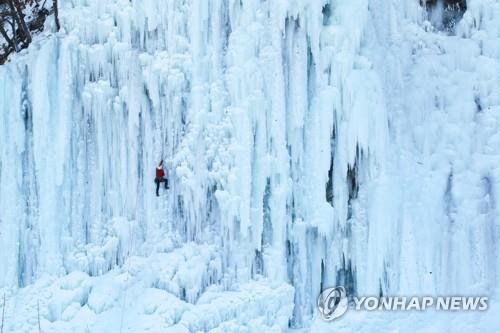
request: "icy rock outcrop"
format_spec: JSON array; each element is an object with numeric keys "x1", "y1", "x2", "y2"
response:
[{"x1": 424, "y1": 0, "x2": 467, "y2": 31}]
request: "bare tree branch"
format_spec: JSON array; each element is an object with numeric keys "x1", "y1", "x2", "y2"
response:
[
  {"x1": 0, "y1": 0, "x2": 59, "y2": 63},
  {"x1": 9, "y1": 0, "x2": 31, "y2": 42},
  {"x1": 53, "y1": 0, "x2": 59, "y2": 30}
]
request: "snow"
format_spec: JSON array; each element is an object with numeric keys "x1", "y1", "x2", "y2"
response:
[
  {"x1": 0, "y1": 244, "x2": 293, "y2": 332},
  {"x1": 0, "y1": 0, "x2": 499, "y2": 332}
]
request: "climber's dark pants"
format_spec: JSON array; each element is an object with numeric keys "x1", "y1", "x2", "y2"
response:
[{"x1": 155, "y1": 177, "x2": 169, "y2": 196}]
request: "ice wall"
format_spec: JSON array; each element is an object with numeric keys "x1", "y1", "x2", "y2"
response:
[{"x1": 0, "y1": 0, "x2": 499, "y2": 328}]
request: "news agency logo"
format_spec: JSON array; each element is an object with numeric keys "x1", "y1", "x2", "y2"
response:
[
  {"x1": 317, "y1": 286, "x2": 349, "y2": 320},
  {"x1": 317, "y1": 286, "x2": 489, "y2": 321}
]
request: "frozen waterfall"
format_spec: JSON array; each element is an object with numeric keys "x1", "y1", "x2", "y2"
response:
[{"x1": 0, "y1": 0, "x2": 499, "y2": 332}]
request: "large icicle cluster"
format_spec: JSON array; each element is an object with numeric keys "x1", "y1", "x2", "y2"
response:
[{"x1": 0, "y1": 0, "x2": 499, "y2": 331}]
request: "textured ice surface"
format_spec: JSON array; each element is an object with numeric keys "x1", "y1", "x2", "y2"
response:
[
  {"x1": 0, "y1": 0, "x2": 499, "y2": 332},
  {"x1": 0, "y1": 244, "x2": 294, "y2": 332}
]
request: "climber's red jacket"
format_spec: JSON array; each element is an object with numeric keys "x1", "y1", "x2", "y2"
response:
[{"x1": 156, "y1": 166, "x2": 165, "y2": 179}]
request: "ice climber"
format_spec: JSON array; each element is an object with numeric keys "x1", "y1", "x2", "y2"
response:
[{"x1": 155, "y1": 160, "x2": 169, "y2": 196}]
